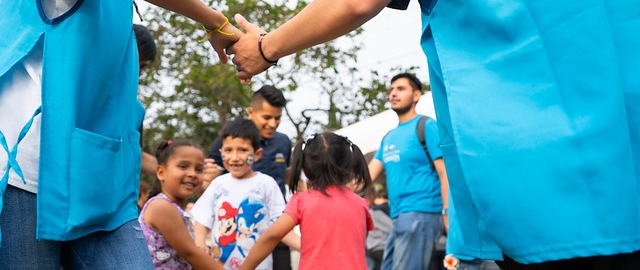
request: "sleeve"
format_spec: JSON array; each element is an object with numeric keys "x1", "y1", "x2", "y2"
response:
[
  {"x1": 267, "y1": 176, "x2": 287, "y2": 224},
  {"x1": 208, "y1": 137, "x2": 224, "y2": 167},
  {"x1": 191, "y1": 181, "x2": 217, "y2": 228},
  {"x1": 283, "y1": 193, "x2": 302, "y2": 224},
  {"x1": 425, "y1": 118, "x2": 443, "y2": 160}
]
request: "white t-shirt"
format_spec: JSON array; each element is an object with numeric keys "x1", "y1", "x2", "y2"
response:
[
  {"x1": 0, "y1": 39, "x2": 43, "y2": 193},
  {"x1": 191, "y1": 172, "x2": 285, "y2": 270}
]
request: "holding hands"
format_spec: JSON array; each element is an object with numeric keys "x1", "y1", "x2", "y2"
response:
[
  {"x1": 203, "y1": 16, "x2": 244, "y2": 64},
  {"x1": 226, "y1": 14, "x2": 278, "y2": 84}
]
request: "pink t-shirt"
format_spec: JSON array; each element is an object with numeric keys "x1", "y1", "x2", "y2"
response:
[{"x1": 285, "y1": 185, "x2": 374, "y2": 270}]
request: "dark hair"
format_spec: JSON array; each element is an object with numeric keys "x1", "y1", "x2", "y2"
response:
[
  {"x1": 363, "y1": 180, "x2": 387, "y2": 205},
  {"x1": 133, "y1": 24, "x2": 157, "y2": 63},
  {"x1": 288, "y1": 132, "x2": 372, "y2": 195},
  {"x1": 147, "y1": 139, "x2": 202, "y2": 200},
  {"x1": 220, "y1": 118, "x2": 261, "y2": 151},
  {"x1": 391, "y1": 73, "x2": 423, "y2": 92},
  {"x1": 251, "y1": 85, "x2": 287, "y2": 109}
]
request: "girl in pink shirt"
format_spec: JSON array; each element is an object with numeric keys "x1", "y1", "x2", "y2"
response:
[{"x1": 239, "y1": 132, "x2": 374, "y2": 270}]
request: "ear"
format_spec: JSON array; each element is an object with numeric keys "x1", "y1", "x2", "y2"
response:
[
  {"x1": 413, "y1": 90, "x2": 422, "y2": 103},
  {"x1": 253, "y1": 148, "x2": 264, "y2": 162},
  {"x1": 156, "y1": 165, "x2": 165, "y2": 181},
  {"x1": 247, "y1": 107, "x2": 254, "y2": 117}
]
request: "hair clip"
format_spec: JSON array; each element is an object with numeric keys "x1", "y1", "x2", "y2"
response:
[
  {"x1": 339, "y1": 135, "x2": 353, "y2": 151},
  {"x1": 341, "y1": 135, "x2": 353, "y2": 146},
  {"x1": 301, "y1": 133, "x2": 317, "y2": 151},
  {"x1": 167, "y1": 140, "x2": 172, "y2": 146}
]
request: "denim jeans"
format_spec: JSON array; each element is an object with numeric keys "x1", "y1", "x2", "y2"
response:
[
  {"x1": 458, "y1": 259, "x2": 502, "y2": 270},
  {"x1": 0, "y1": 185, "x2": 153, "y2": 269},
  {"x1": 382, "y1": 212, "x2": 444, "y2": 270}
]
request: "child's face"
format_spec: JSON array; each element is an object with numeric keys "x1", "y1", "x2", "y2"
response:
[
  {"x1": 220, "y1": 136, "x2": 262, "y2": 179},
  {"x1": 157, "y1": 146, "x2": 204, "y2": 205}
]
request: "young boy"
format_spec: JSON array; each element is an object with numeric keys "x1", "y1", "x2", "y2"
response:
[{"x1": 191, "y1": 118, "x2": 298, "y2": 269}]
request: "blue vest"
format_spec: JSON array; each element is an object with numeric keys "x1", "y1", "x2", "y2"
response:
[
  {"x1": 420, "y1": 0, "x2": 640, "y2": 263},
  {"x1": 0, "y1": 0, "x2": 142, "y2": 241}
]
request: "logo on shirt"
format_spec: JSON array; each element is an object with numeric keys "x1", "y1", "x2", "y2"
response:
[
  {"x1": 275, "y1": 153, "x2": 286, "y2": 163},
  {"x1": 382, "y1": 144, "x2": 400, "y2": 163}
]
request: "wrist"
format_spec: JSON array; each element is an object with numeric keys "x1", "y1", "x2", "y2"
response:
[
  {"x1": 442, "y1": 208, "x2": 448, "y2": 216},
  {"x1": 258, "y1": 33, "x2": 279, "y2": 65}
]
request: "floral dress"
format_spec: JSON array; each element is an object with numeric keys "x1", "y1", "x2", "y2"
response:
[{"x1": 139, "y1": 193, "x2": 194, "y2": 269}]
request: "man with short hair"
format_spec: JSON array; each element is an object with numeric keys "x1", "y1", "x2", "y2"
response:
[
  {"x1": 368, "y1": 73, "x2": 449, "y2": 270},
  {"x1": 205, "y1": 85, "x2": 292, "y2": 270}
]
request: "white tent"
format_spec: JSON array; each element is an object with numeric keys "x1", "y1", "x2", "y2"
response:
[{"x1": 334, "y1": 92, "x2": 437, "y2": 154}]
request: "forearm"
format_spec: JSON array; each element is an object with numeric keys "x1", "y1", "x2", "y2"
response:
[
  {"x1": 239, "y1": 233, "x2": 282, "y2": 270},
  {"x1": 281, "y1": 230, "x2": 301, "y2": 251},
  {"x1": 435, "y1": 158, "x2": 450, "y2": 231},
  {"x1": 180, "y1": 246, "x2": 223, "y2": 270},
  {"x1": 194, "y1": 222, "x2": 211, "y2": 247},
  {"x1": 261, "y1": 0, "x2": 390, "y2": 60},
  {"x1": 141, "y1": 152, "x2": 157, "y2": 176},
  {"x1": 144, "y1": 0, "x2": 227, "y2": 29}
]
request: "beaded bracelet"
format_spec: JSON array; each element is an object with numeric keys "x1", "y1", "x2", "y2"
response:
[
  {"x1": 258, "y1": 33, "x2": 279, "y2": 65},
  {"x1": 198, "y1": 16, "x2": 233, "y2": 43}
]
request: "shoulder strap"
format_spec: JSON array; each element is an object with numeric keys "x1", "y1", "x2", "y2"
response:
[{"x1": 417, "y1": 116, "x2": 435, "y2": 169}]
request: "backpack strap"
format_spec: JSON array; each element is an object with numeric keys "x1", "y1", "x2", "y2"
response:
[
  {"x1": 380, "y1": 115, "x2": 435, "y2": 169},
  {"x1": 416, "y1": 115, "x2": 435, "y2": 169}
]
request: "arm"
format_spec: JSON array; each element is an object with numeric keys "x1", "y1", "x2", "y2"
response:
[
  {"x1": 141, "y1": 151, "x2": 157, "y2": 176},
  {"x1": 281, "y1": 229, "x2": 301, "y2": 251},
  {"x1": 368, "y1": 158, "x2": 384, "y2": 181},
  {"x1": 433, "y1": 158, "x2": 449, "y2": 232},
  {"x1": 144, "y1": 200, "x2": 222, "y2": 270},
  {"x1": 194, "y1": 221, "x2": 212, "y2": 250},
  {"x1": 229, "y1": 0, "x2": 392, "y2": 80},
  {"x1": 144, "y1": 0, "x2": 244, "y2": 63},
  {"x1": 238, "y1": 213, "x2": 297, "y2": 270}
]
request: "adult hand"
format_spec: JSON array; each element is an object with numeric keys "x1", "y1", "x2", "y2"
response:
[
  {"x1": 206, "y1": 22, "x2": 244, "y2": 64},
  {"x1": 227, "y1": 14, "x2": 274, "y2": 83}
]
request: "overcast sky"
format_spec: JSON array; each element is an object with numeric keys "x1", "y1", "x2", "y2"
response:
[{"x1": 134, "y1": 1, "x2": 429, "y2": 138}]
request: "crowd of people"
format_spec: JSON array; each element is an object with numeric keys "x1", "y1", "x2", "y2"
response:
[{"x1": 2, "y1": 0, "x2": 639, "y2": 270}]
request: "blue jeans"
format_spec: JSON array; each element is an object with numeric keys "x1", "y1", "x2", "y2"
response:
[
  {"x1": 458, "y1": 259, "x2": 502, "y2": 270},
  {"x1": 382, "y1": 212, "x2": 444, "y2": 270},
  {"x1": 0, "y1": 185, "x2": 153, "y2": 269}
]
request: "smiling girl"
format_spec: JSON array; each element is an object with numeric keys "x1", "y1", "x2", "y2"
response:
[{"x1": 139, "y1": 140, "x2": 222, "y2": 270}]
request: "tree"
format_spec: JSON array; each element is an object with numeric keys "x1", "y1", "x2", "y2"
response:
[{"x1": 137, "y1": 0, "x2": 413, "y2": 152}]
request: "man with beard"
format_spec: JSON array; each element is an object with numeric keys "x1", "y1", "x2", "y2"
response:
[{"x1": 368, "y1": 73, "x2": 449, "y2": 270}]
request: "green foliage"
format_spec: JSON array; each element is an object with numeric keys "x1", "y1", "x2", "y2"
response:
[{"x1": 137, "y1": 0, "x2": 417, "y2": 153}]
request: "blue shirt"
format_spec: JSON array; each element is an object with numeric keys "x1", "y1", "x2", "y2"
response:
[
  {"x1": 418, "y1": 0, "x2": 640, "y2": 263},
  {"x1": 209, "y1": 131, "x2": 291, "y2": 197},
  {"x1": 374, "y1": 115, "x2": 442, "y2": 218}
]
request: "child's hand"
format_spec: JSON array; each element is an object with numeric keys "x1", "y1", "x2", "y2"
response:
[
  {"x1": 197, "y1": 245, "x2": 211, "y2": 256},
  {"x1": 210, "y1": 244, "x2": 221, "y2": 260}
]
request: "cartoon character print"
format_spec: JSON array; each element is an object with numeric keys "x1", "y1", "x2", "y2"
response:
[
  {"x1": 155, "y1": 248, "x2": 171, "y2": 261},
  {"x1": 216, "y1": 201, "x2": 238, "y2": 263},
  {"x1": 236, "y1": 197, "x2": 266, "y2": 257}
]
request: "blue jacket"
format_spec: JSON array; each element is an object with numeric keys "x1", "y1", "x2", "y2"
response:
[
  {"x1": 0, "y1": 0, "x2": 142, "y2": 241},
  {"x1": 419, "y1": 0, "x2": 640, "y2": 263}
]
